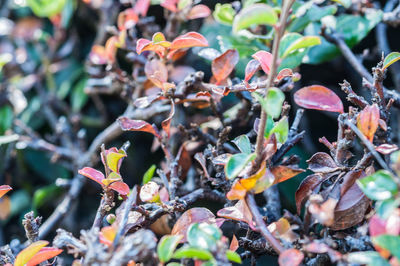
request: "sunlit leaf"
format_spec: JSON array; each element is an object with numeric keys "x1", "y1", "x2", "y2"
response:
[
  {"x1": 357, "y1": 170, "x2": 398, "y2": 201},
  {"x1": 252, "y1": 51, "x2": 273, "y2": 75},
  {"x1": 108, "y1": 181, "x2": 130, "y2": 195},
  {"x1": 187, "y1": 223, "x2": 221, "y2": 250},
  {"x1": 229, "y1": 235, "x2": 239, "y2": 251},
  {"x1": 118, "y1": 117, "x2": 161, "y2": 138},
  {"x1": 106, "y1": 151, "x2": 126, "y2": 173},
  {"x1": 99, "y1": 226, "x2": 116, "y2": 246},
  {"x1": 133, "y1": 0, "x2": 150, "y2": 17},
  {"x1": 213, "y1": 3, "x2": 235, "y2": 25},
  {"x1": 0, "y1": 185, "x2": 12, "y2": 199},
  {"x1": 161, "y1": 0, "x2": 178, "y2": 12},
  {"x1": 268, "y1": 117, "x2": 289, "y2": 143},
  {"x1": 357, "y1": 104, "x2": 380, "y2": 142},
  {"x1": 348, "y1": 251, "x2": 390, "y2": 266},
  {"x1": 232, "y1": 135, "x2": 252, "y2": 154},
  {"x1": 143, "y1": 165, "x2": 156, "y2": 184},
  {"x1": 15, "y1": 240, "x2": 49, "y2": 266},
  {"x1": 226, "y1": 250, "x2": 242, "y2": 264},
  {"x1": 253, "y1": 88, "x2": 285, "y2": 119},
  {"x1": 211, "y1": 49, "x2": 239, "y2": 84},
  {"x1": 78, "y1": 167, "x2": 105, "y2": 185},
  {"x1": 271, "y1": 165, "x2": 305, "y2": 184},
  {"x1": 145, "y1": 59, "x2": 168, "y2": 89},
  {"x1": 157, "y1": 235, "x2": 183, "y2": 263},
  {"x1": 27, "y1": 0, "x2": 66, "y2": 18},
  {"x1": 278, "y1": 248, "x2": 304, "y2": 266},
  {"x1": 375, "y1": 144, "x2": 398, "y2": 155},
  {"x1": 173, "y1": 246, "x2": 213, "y2": 260},
  {"x1": 225, "y1": 153, "x2": 256, "y2": 179},
  {"x1": 281, "y1": 36, "x2": 321, "y2": 58},
  {"x1": 117, "y1": 8, "x2": 138, "y2": 31},
  {"x1": 170, "y1": 32, "x2": 208, "y2": 50},
  {"x1": 26, "y1": 247, "x2": 63, "y2": 266},
  {"x1": 382, "y1": 52, "x2": 400, "y2": 70},
  {"x1": 294, "y1": 85, "x2": 344, "y2": 113},
  {"x1": 187, "y1": 4, "x2": 211, "y2": 20},
  {"x1": 232, "y1": 4, "x2": 278, "y2": 33}
]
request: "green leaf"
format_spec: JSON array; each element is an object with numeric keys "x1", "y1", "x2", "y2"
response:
[
  {"x1": 213, "y1": 3, "x2": 235, "y2": 25},
  {"x1": 143, "y1": 165, "x2": 156, "y2": 184},
  {"x1": 225, "y1": 153, "x2": 256, "y2": 179},
  {"x1": 357, "y1": 170, "x2": 398, "y2": 201},
  {"x1": 166, "y1": 263, "x2": 182, "y2": 266},
  {"x1": 281, "y1": 36, "x2": 321, "y2": 58},
  {"x1": 157, "y1": 235, "x2": 183, "y2": 263},
  {"x1": 173, "y1": 246, "x2": 214, "y2": 261},
  {"x1": 383, "y1": 52, "x2": 400, "y2": 70},
  {"x1": 187, "y1": 223, "x2": 221, "y2": 250},
  {"x1": 226, "y1": 250, "x2": 242, "y2": 264},
  {"x1": 278, "y1": 33, "x2": 309, "y2": 70},
  {"x1": 71, "y1": 77, "x2": 88, "y2": 112},
  {"x1": 376, "y1": 198, "x2": 400, "y2": 219},
  {"x1": 253, "y1": 88, "x2": 285, "y2": 119},
  {"x1": 0, "y1": 105, "x2": 13, "y2": 135},
  {"x1": 288, "y1": 4, "x2": 337, "y2": 33},
  {"x1": 372, "y1": 235, "x2": 400, "y2": 260},
  {"x1": 332, "y1": 0, "x2": 352, "y2": 8},
  {"x1": 232, "y1": 4, "x2": 278, "y2": 34},
  {"x1": 27, "y1": 0, "x2": 67, "y2": 18},
  {"x1": 233, "y1": 135, "x2": 252, "y2": 154},
  {"x1": 33, "y1": 185, "x2": 62, "y2": 210},
  {"x1": 268, "y1": 117, "x2": 289, "y2": 143},
  {"x1": 347, "y1": 251, "x2": 390, "y2": 266}
]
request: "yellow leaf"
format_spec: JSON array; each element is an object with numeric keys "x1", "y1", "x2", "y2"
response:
[{"x1": 15, "y1": 240, "x2": 49, "y2": 266}]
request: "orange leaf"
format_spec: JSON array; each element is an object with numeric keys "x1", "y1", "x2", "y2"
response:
[
  {"x1": 271, "y1": 165, "x2": 305, "y2": 184},
  {"x1": 187, "y1": 4, "x2": 211, "y2": 20},
  {"x1": 211, "y1": 49, "x2": 239, "y2": 84},
  {"x1": 294, "y1": 85, "x2": 344, "y2": 113},
  {"x1": 230, "y1": 235, "x2": 239, "y2": 251},
  {"x1": 252, "y1": 51, "x2": 272, "y2": 75},
  {"x1": 117, "y1": 8, "x2": 138, "y2": 31},
  {"x1": 226, "y1": 180, "x2": 247, "y2": 201},
  {"x1": 170, "y1": 32, "x2": 208, "y2": 50},
  {"x1": 15, "y1": 240, "x2": 49, "y2": 266},
  {"x1": 26, "y1": 247, "x2": 62, "y2": 266},
  {"x1": 357, "y1": 104, "x2": 380, "y2": 142},
  {"x1": 99, "y1": 226, "x2": 116, "y2": 246},
  {"x1": 0, "y1": 185, "x2": 12, "y2": 199},
  {"x1": 118, "y1": 117, "x2": 161, "y2": 138}
]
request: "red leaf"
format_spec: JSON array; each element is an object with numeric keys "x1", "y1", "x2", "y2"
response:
[
  {"x1": 357, "y1": 104, "x2": 380, "y2": 142},
  {"x1": 133, "y1": 0, "x2": 150, "y2": 17},
  {"x1": 275, "y1": 68, "x2": 293, "y2": 83},
  {"x1": 376, "y1": 144, "x2": 399, "y2": 155},
  {"x1": 78, "y1": 167, "x2": 105, "y2": 185},
  {"x1": 217, "y1": 200, "x2": 256, "y2": 230},
  {"x1": 109, "y1": 181, "x2": 130, "y2": 195},
  {"x1": 161, "y1": 100, "x2": 175, "y2": 137},
  {"x1": 294, "y1": 85, "x2": 344, "y2": 113},
  {"x1": 118, "y1": 117, "x2": 161, "y2": 138},
  {"x1": 244, "y1": 59, "x2": 261, "y2": 82},
  {"x1": 252, "y1": 51, "x2": 272, "y2": 75},
  {"x1": 171, "y1": 208, "x2": 216, "y2": 242},
  {"x1": 161, "y1": 0, "x2": 178, "y2": 12},
  {"x1": 307, "y1": 152, "x2": 339, "y2": 173},
  {"x1": 295, "y1": 174, "x2": 322, "y2": 214},
  {"x1": 0, "y1": 185, "x2": 12, "y2": 199},
  {"x1": 278, "y1": 248, "x2": 304, "y2": 266},
  {"x1": 230, "y1": 235, "x2": 239, "y2": 251},
  {"x1": 136, "y1": 38, "x2": 167, "y2": 56},
  {"x1": 117, "y1": 8, "x2": 138, "y2": 31},
  {"x1": 211, "y1": 49, "x2": 239, "y2": 84},
  {"x1": 136, "y1": 38, "x2": 151, "y2": 54},
  {"x1": 187, "y1": 4, "x2": 211, "y2": 20},
  {"x1": 26, "y1": 247, "x2": 63, "y2": 266},
  {"x1": 170, "y1": 32, "x2": 208, "y2": 50}
]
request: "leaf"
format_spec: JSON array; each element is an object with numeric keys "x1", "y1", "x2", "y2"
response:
[
  {"x1": 157, "y1": 235, "x2": 183, "y2": 263},
  {"x1": 211, "y1": 49, "x2": 239, "y2": 84},
  {"x1": 376, "y1": 144, "x2": 398, "y2": 155},
  {"x1": 295, "y1": 174, "x2": 323, "y2": 214},
  {"x1": 133, "y1": 0, "x2": 150, "y2": 16},
  {"x1": 106, "y1": 151, "x2": 126, "y2": 173},
  {"x1": 232, "y1": 4, "x2": 278, "y2": 33},
  {"x1": 71, "y1": 77, "x2": 88, "y2": 112},
  {"x1": 226, "y1": 179, "x2": 247, "y2": 201},
  {"x1": 99, "y1": 226, "x2": 116, "y2": 246},
  {"x1": 357, "y1": 104, "x2": 380, "y2": 142},
  {"x1": 232, "y1": 135, "x2": 252, "y2": 154},
  {"x1": 244, "y1": 59, "x2": 261, "y2": 82},
  {"x1": 252, "y1": 51, "x2": 273, "y2": 75},
  {"x1": 108, "y1": 181, "x2": 130, "y2": 195},
  {"x1": 307, "y1": 152, "x2": 339, "y2": 173},
  {"x1": 187, "y1": 4, "x2": 211, "y2": 20},
  {"x1": 173, "y1": 246, "x2": 213, "y2": 260},
  {"x1": 294, "y1": 85, "x2": 344, "y2": 113},
  {"x1": 229, "y1": 235, "x2": 239, "y2": 251},
  {"x1": 14, "y1": 240, "x2": 49, "y2": 266},
  {"x1": 143, "y1": 165, "x2": 156, "y2": 184},
  {"x1": 217, "y1": 199, "x2": 255, "y2": 229},
  {"x1": 372, "y1": 235, "x2": 400, "y2": 260},
  {"x1": 139, "y1": 181, "x2": 160, "y2": 202},
  {"x1": 145, "y1": 59, "x2": 168, "y2": 89},
  {"x1": 0, "y1": 185, "x2": 12, "y2": 199},
  {"x1": 254, "y1": 88, "x2": 285, "y2": 119},
  {"x1": 332, "y1": 0, "x2": 352, "y2": 8},
  {"x1": 226, "y1": 250, "x2": 242, "y2": 264},
  {"x1": 187, "y1": 223, "x2": 221, "y2": 250},
  {"x1": 170, "y1": 32, "x2": 208, "y2": 50},
  {"x1": 382, "y1": 52, "x2": 400, "y2": 70},
  {"x1": 278, "y1": 249, "x2": 304, "y2": 266},
  {"x1": 117, "y1": 8, "x2": 139, "y2": 31},
  {"x1": 271, "y1": 165, "x2": 305, "y2": 184},
  {"x1": 269, "y1": 117, "x2": 289, "y2": 143},
  {"x1": 27, "y1": 0, "x2": 66, "y2": 18},
  {"x1": 171, "y1": 208, "x2": 216, "y2": 242},
  {"x1": 161, "y1": 100, "x2": 175, "y2": 137},
  {"x1": 161, "y1": 0, "x2": 178, "y2": 12},
  {"x1": 348, "y1": 251, "x2": 390, "y2": 266},
  {"x1": 118, "y1": 117, "x2": 161, "y2": 138},
  {"x1": 78, "y1": 167, "x2": 105, "y2": 185},
  {"x1": 26, "y1": 247, "x2": 63, "y2": 266},
  {"x1": 357, "y1": 170, "x2": 398, "y2": 201},
  {"x1": 281, "y1": 36, "x2": 321, "y2": 58},
  {"x1": 225, "y1": 153, "x2": 256, "y2": 179},
  {"x1": 213, "y1": 3, "x2": 235, "y2": 25}
]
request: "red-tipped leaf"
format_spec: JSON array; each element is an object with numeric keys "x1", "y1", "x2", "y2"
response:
[
  {"x1": 170, "y1": 32, "x2": 208, "y2": 50},
  {"x1": 252, "y1": 51, "x2": 273, "y2": 75}
]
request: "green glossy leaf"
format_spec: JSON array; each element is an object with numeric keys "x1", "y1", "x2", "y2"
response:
[
  {"x1": 226, "y1": 250, "x2": 242, "y2": 264},
  {"x1": 372, "y1": 235, "x2": 400, "y2": 260},
  {"x1": 233, "y1": 135, "x2": 252, "y2": 154},
  {"x1": 232, "y1": 4, "x2": 278, "y2": 33},
  {"x1": 253, "y1": 88, "x2": 285, "y2": 119},
  {"x1": 278, "y1": 33, "x2": 308, "y2": 70},
  {"x1": 143, "y1": 164, "x2": 156, "y2": 184},
  {"x1": 187, "y1": 223, "x2": 221, "y2": 250},
  {"x1": 281, "y1": 36, "x2": 321, "y2": 58},
  {"x1": 268, "y1": 117, "x2": 289, "y2": 143},
  {"x1": 225, "y1": 153, "x2": 256, "y2": 179},
  {"x1": 213, "y1": 3, "x2": 235, "y2": 25},
  {"x1": 383, "y1": 52, "x2": 400, "y2": 70},
  {"x1": 357, "y1": 170, "x2": 398, "y2": 201},
  {"x1": 157, "y1": 235, "x2": 183, "y2": 263},
  {"x1": 27, "y1": 0, "x2": 67, "y2": 18},
  {"x1": 347, "y1": 251, "x2": 389, "y2": 266},
  {"x1": 173, "y1": 246, "x2": 214, "y2": 260}
]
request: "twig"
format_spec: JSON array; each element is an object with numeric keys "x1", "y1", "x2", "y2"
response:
[
  {"x1": 245, "y1": 194, "x2": 285, "y2": 254},
  {"x1": 22, "y1": 212, "x2": 41, "y2": 243}
]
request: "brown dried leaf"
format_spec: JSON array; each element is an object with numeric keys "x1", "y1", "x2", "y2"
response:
[
  {"x1": 295, "y1": 174, "x2": 323, "y2": 214},
  {"x1": 211, "y1": 49, "x2": 239, "y2": 84},
  {"x1": 307, "y1": 152, "x2": 339, "y2": 173},
  {"x1": 118, "y1": 117, "x2": 161, "y2": 138}
]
